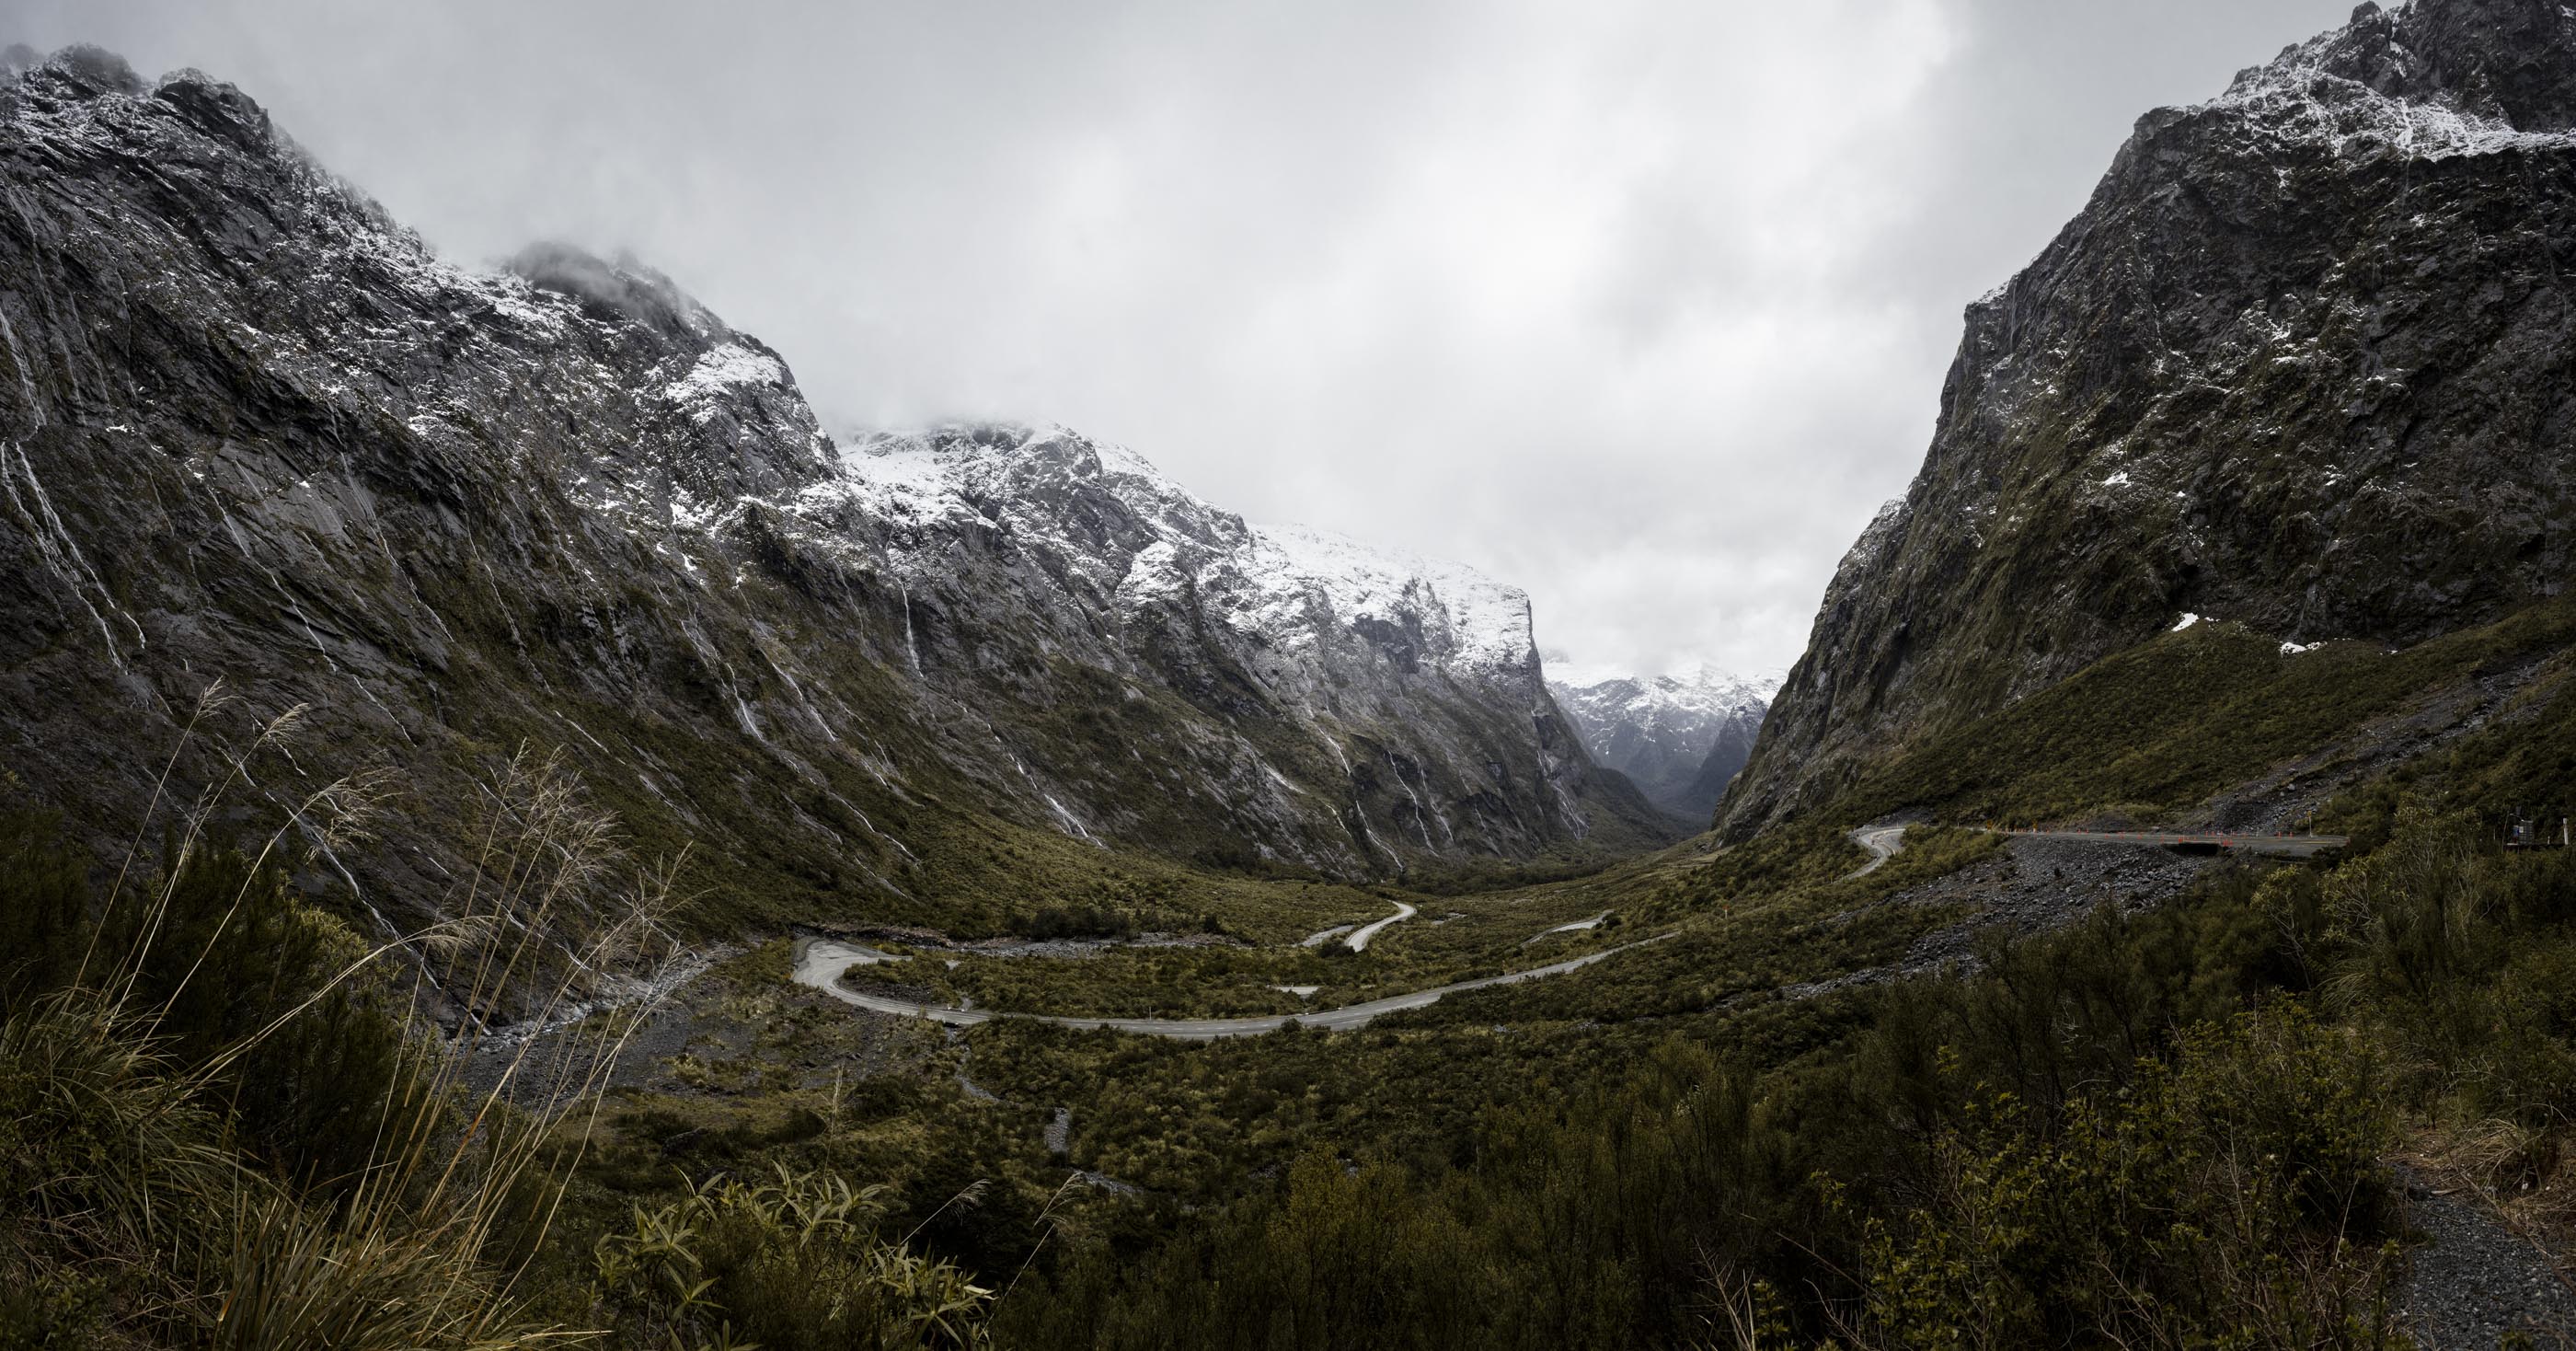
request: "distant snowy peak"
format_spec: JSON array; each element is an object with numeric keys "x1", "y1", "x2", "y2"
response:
[
  {"x1": 1558, "y1": 668, "x2": 1780, "y2": 724},
  {"x1": 814, "y1": 421, "x2": 1535, "y2": 682},
  {"x1": 1549, "y1": 667, "x2": 1777, "y2": 821}
]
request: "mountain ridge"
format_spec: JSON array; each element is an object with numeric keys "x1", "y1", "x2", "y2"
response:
[
  {"x1": 1725, "y1": 0, "x2": 2576, "y2": 835},
  {"x1": 0, "y1": 46, "x2": 1667, "y2": 987}
]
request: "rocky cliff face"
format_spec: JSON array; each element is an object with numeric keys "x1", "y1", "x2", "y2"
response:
[
  {"x1": 1727, "y1": 0, "x2": 2576, "y2": 834},
  {"x1": 1550, "y1": 671, "x2": 1776, "y2": 824},
  {"x1": 0, "y1": 47, "x2": 1665, "y2": 955}
]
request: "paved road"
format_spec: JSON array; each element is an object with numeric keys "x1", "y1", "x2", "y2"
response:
[
  {"x1": 1343, "y1": 901, "x2": 1418, "y2": 952},
  {"x1": 1846, "y1": 826, "x2": 1907, "y2": 879},
  {"x1": 791, "y1": 935, "x2": 1668, "y2": 1042},
  {"x1": 1996, "y1": 827, "x2": 2347, "y2": 858},
  {"x1": 1523, "y1": 911, "x2": 1611, "y2": 946}
]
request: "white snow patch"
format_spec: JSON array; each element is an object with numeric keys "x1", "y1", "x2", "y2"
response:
[
  {"x1": 666, "y1": 342, "x2": 784, "y2": 409},
  {"x1": 2197, "y1": 12, "x2": 2576, "y2": 174},
  {"x1": 1239, "y1": 524, "x2": 1535, "y2": 676},
  {"x1": 814, "y1": 423, "x2": 1535, "y2": 683}
]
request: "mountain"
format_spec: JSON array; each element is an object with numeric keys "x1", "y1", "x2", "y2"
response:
[
  {"x1": 1725, "y1": 0, "x2": 2576, "y2": 835},
  {"x1": 1548, "y1": 670, "x2": 1777, "y2": 823},
  {"x1": 0, "y1": 46, "x2": 1668, "y2": 958},
  {"x1": 803, "y1": 421, "x2": 1668, "y2": 869}
]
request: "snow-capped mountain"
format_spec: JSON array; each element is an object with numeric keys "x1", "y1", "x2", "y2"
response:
[
  {"x1": 1550, "y1": 671, "x2": 1778, "y2": 825},
  {"x1": 814, "y1": 426, "x2": 1541, "y2": 689},
  {"x1": 767, "y1": 420, "x2": 1653, "y2": 870},
  {"x1": 1730, "y1": 0, "x2": 2576, "y2": 834},
  {"x1": 0, "y1": 47, "x2": 1673, "y2": 969}
]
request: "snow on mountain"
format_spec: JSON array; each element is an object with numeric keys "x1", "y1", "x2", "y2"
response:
[
  {"x1": 2208, "y1": 0, "x2": 2576, "y2": 163},
  {"x1": 771, "y1": 421, "x2": 1656, "y2": 867},
  {"x1": 1239, "y1": 525, "x2": 1535, "y2": 677},
  {"x1": 0, "y1": 39, "x2": 1673, "y2": 967},
  {"x1": 1550, "y1": 669, "x2": 1779, "y2": 825},
  {"x1": 814, "y1": 422, "x2": 1537, "y2": 687},
  {"x1": 1729, "y1": 0, "x2": 2576, "y2": 833}
]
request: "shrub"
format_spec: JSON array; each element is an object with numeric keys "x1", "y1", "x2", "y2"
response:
[
  {"x1": 592, "y1": 1161, "x2": 995, "y2": 1348},
  {"x1": 1845, "y1": 1006, "x2": 2403, "y2": 1348}
]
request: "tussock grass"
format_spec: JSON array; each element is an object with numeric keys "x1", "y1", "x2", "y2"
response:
[{"x1": 1, "y1": 684, "x2": 993, "y2": 1348}]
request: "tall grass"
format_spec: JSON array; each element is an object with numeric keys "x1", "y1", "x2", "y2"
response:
[
  {"x1": 2, "y1": 688, "x2": 690, "y2": 1347},
  {"x1": 6, "y1": 685, "x2": 1000, "y2": 1348}
]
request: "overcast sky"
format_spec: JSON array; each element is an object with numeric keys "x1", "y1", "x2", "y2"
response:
[{"x1": 18, "y1": 0, "x2": 2357, "y2": 684}]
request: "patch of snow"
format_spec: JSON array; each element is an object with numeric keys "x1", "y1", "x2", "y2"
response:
[
  {"x1": 2207, "y1": 13, "x2": 2576, "y2": 164},
  {"x1": 1116, "y1": 538, "x2": 1190, "y2": 606},
  {"x1": 665, "y1": 342, "x2": 784, "y2": 409},
  {"x1": 1552, "y1": 667, "x2": 1781, "y2": 726},
  {"x1": 810, "y1": 421, "x2": 1536, "y2": 684},
  {"x1": 2172, "y1": 613, "x2": 2202, "y2": 631},
  {"x1": 1239, "y1": 524, "x2": 1535, "y2": 676},
  {"x1": 670, "y1": 490, "x2": 731, "y2": 532}
]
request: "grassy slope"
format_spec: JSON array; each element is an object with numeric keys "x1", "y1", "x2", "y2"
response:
[
  {"x1": 413, "y1": 552, "x2": 1668, "y2": 957},
  {"x1": 1824, "y1": 595, "x2": 2576, "y2": 829}
]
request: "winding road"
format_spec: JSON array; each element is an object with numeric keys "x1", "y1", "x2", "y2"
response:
[
  {"x1": 1342, "y1": 901, "x2": 1418, "y2": 952},
  {"x1": 791, "y1": 934, "x2": 1666, "y2": 1042},
  {"x1": 1298, "y1": 901, "x2": 1419, "y2": 952},
  {"x1": 1848, "y1": 823, "x2": 2347, "y2": 871},
  {"x1": 1523, "y1": 911, "x2": 1611, "y2": 946},
  {"x1": 1846, "y1": 826, "x2": 1907, "y2": 879},
  {"x1": 1995, "y1": 826, "x2": 2347, "y2": 859}
]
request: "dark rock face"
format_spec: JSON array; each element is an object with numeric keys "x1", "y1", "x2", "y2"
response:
[
  {"x1": 1726, "y1": 0, "x2": 2576, "y2": 834},
  {"x1": 0, "y1": 50, "x2": 1664, "y2": 955},
  {"x1": 1678, "y1": 710, "x2": 1763, "y2": 823},
  {"x1": 1550, "y1": 672, "x2": 1775, "y2": 824}
]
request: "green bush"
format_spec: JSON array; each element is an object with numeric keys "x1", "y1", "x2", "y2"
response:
[
  {"x1": 592, "y1": 1162, "x2": 995, "y2": 1348},
  {"x1": 1846, "y1": 1006, "x2": 2402, "y2": 1349},
  {"x1": 0, "y1": 814, "x2": 418, "y2": 1195}
]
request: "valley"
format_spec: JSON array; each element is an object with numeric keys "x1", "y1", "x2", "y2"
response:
[{"x1": 6, "y1": 1, "x2": 2576, "y2": 1346}]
